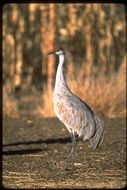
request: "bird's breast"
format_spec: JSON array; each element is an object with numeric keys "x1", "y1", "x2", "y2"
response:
[
  {"x1": 53, "y1": 96, "x2": 70, "y2": 121},
  {"x1": 54, "y1": 100, "x2": 82, "y2": 135}
]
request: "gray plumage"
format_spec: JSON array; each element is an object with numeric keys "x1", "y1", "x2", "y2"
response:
[
  {"x1": 53, "y1": 91, "x2": 104, "y2": 149},
  {"x1": 47, "y1": 48, "x2": 104, "y2": 171}
]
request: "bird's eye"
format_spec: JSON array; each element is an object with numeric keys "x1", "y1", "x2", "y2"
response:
[{"x1": 59, "y1": 47, "x2": 63, "y2": 51}]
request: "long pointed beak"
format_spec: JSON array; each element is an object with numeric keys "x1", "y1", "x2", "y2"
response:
[{"x1": 47, "y1": 51, "x2": 56, "y2": 55}]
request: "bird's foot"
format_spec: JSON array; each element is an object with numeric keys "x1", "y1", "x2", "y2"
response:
[
  {"x1": 65, "y1": 162, "x2": 75, "y2": 172},
  {"x1": 64, "y1": 156, "x2": 75, "y2": 172}
]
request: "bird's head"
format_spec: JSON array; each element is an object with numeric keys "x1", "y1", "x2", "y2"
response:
[{"x1": 47, "y1": 48, "x2": 65, "y2": 56}]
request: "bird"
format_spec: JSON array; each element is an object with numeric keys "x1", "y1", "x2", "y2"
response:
[{"x1": 47, "y1": 48, "x2": 104, "y2": 171}]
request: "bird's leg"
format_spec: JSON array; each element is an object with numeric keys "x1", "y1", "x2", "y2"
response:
[{"x1": 65, "y1": 131, "x2": 76, "y2": 171}]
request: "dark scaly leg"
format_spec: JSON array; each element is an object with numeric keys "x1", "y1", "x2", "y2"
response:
[{"x1": 65, "y1": 131, "x2": 76, "y2": 171}]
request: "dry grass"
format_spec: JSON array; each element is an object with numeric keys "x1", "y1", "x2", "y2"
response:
[
  {"x1": 37, "y1": 89, "x2": 55, "y2": 117},
  {"x1": 3, "y1": 84, "x2": 20, "y2": 118},
  {"x1": 42, "y1": 61, "x2": 126, "y2": 118},
  {"x1": 3, "y1": 61, "x2": 126, "y2": 119}
]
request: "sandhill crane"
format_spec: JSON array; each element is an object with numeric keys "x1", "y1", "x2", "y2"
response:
[{"x1": 47, "y1": 48, "x2": 104, "y2": 171}]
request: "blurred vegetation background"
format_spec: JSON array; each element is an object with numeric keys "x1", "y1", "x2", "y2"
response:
[{"x1": 3, "y1": 3, "x2": 126, "y2": 118}]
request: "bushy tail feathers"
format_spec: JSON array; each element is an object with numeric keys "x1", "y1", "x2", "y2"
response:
[{"x1": 89, "y1": 115, "x2": 104, "y2": 149}]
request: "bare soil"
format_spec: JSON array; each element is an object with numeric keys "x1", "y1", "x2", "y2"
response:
[{"x1": 2, "y1": 92, "x2": 126, "y2": 189}]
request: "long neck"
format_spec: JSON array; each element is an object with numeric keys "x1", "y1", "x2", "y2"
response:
[{"x1": 54, "y1": 55, "x2": 71, "y2": 95}]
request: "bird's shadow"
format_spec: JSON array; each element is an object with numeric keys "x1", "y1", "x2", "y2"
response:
[
  {"x1": 3, "y1": 136, "x2": 72, "y2": 147},
  {"x1": 3, "y1": 136, "x2": 79, "y2": 156},
  {"x1": 2, "y1": 148, "x2": 43, "y2": 156}
]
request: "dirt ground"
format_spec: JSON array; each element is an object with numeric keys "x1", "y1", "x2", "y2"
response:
[{"x1": 2, "y1": 93, "x2": 126, "y2": 189}]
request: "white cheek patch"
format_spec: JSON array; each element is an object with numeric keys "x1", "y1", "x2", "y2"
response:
[{"x1": 56, "y1": 50, "x2": 63, "y2": 55}]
